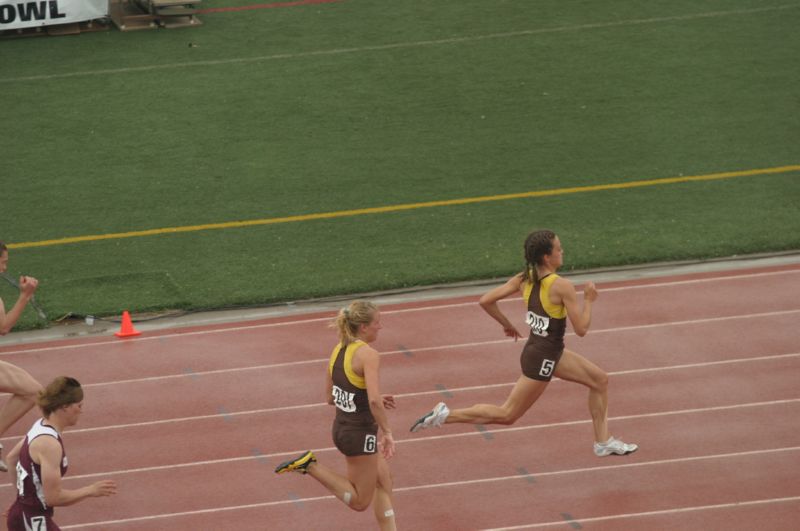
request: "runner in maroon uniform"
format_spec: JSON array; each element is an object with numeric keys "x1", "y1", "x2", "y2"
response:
[
  {"x1": 6, "y1": 376, "x2": 116, "y2": 530},
  {"x1": 275, "y1": 301, "x2": 397, "y2": 531},
  {"x1": 0, "y1": 241, "x2": 45, "y2": 472},
  {"x1": 411, "y1": 230, "x2": 637, "y2": 457}
]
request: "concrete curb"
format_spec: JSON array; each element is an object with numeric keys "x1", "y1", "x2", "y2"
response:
[{"x1": 2, "y1": 251, "x2": 798, "y2": 348}]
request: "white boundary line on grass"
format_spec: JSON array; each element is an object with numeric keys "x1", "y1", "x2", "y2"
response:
[
  {"x1": 1, "y1": 268, "x2": 798, "y2": 358},
  {"x1": 481, "y1": 496, "x2": 800, "y2": 530},
  {"x1": 2, "y1": 5, "x2": 798, "y2": 84},
  {"x1": 59, "y1": 446, "x2": 800, "y2": 528}
]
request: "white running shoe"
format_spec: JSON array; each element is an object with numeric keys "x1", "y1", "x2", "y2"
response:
[
  {"x1": 409, "y1": 402, "x2": 450, "y2": 432},
  {"x1": 593, "y1": 436, "x2": 638, "y2": 457}
]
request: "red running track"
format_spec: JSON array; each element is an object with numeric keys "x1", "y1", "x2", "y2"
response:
[{"x1": 0, "y1": 263, "x2": 798, "y2": 530}]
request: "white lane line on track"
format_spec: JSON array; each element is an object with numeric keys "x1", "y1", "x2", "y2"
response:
[
  {"x1": 481, "y1": 496, "x2": 800, "y2": 530},
  {"x1": 599, "y1": 268, "x2": 800, "y2": 291},
  {"x1": 3, "y1": 397, "x2": 797, "y2": 488},
  {"x1": 2, "y1": 307, "x2": 796, "y2": 390},
  {"x1": 3, "y1": 5, "x2": 797, "y2": 84},
  {"x1": 2, "y1": 352, "x2": 797, "y2": 441},
  {"x1": 59, "y1": 447, "x2": 800, "y2": 528},
  {"x1": 395, "y1": 446, "x2": 800, "y2": 493},
  {"x1": 1, "y1": 268, "x2": 798, "y2": 358}
]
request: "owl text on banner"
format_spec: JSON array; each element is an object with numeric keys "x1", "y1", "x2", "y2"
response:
[{"x1": 0, "y1": 0, "x2": 107, "y2": 30}]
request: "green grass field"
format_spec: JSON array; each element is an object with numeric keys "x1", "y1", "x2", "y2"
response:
[{"x1": 1, "y1": 0, "x2": 798, "y2": 330}]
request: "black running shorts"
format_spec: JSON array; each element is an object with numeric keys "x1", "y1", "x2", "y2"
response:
[
  {"x1": 332, "y1": 420, "x2": 379, "y2": 457},
  {"x1": 520, "y1": 340, "x2": 564, "y2": 382}
]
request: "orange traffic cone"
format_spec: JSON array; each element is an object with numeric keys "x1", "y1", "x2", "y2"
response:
[{"x1": 115, "y1": 311, "x2": 141, "y2": 338}]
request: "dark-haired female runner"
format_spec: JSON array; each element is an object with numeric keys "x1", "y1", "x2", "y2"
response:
[{"x1": 411, "y1": 230, "x2": 637, "y2": 457}]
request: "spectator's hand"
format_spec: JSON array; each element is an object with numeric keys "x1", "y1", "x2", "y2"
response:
[{"x1": 18, "y1": 276, "x2": 38, "y2": 297}]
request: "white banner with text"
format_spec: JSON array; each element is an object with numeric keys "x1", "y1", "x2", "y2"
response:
[{"x1": 0, "y1": 0, "x2": 107, "y2": 30}]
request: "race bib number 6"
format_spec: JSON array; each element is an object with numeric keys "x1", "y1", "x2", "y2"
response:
[
  {"x1": 332, "y1": 385, "x2": 357, "y2": 413},
  {"x1": 364, "y1": 434, "x2": 377, "y2": 453}
]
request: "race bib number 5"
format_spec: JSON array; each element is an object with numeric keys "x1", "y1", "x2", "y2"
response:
[
  {"x1": 526, "y1": 311, "x2": 550, "y2": 337},
  {"x1": 539, "y1": 359, "x2": 556, "y2": 378},
  {"x1": 332, "y1": 385, "x2": 356, "y2": 413}
]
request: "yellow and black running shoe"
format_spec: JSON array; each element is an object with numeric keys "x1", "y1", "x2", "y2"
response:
[{"x1": 274, "y1": 450, "x2": 316, "y2": 474}]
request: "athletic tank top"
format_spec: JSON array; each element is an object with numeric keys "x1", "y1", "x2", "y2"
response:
[
  {"x1": 523, "y1": 273, "x2": 567, "y2": 348},
  {"x1": 15, "y1": 419, "x2": 68, "y2": 516},
  {"x1": 329, "y1": 340, "x2": 375, "y2": 426}
]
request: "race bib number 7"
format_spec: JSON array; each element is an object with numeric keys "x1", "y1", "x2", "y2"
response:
[
  {"x1": 526, "y1": 311, "x2": 550, "y2": 337},
  {"x1": 332, "y1": 385, "x2": 357, "y2": 413}
]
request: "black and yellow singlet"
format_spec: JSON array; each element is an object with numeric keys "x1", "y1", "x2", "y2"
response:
[{"x1": 329, "y1": 340, "x2": 375, "y2": 425}]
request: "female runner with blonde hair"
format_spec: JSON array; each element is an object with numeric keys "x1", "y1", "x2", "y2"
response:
[{"x1": 276, "y1": 300, "x2": 398, "y2": 530}]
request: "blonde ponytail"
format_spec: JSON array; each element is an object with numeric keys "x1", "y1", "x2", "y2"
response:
[{"x1": 332, "y1": 300, "x2": 378, "y2": 344}]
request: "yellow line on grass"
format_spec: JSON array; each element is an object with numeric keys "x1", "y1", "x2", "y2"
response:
[{"x1": 9, "y1": 164, "x2": 800, "y2": 250}]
